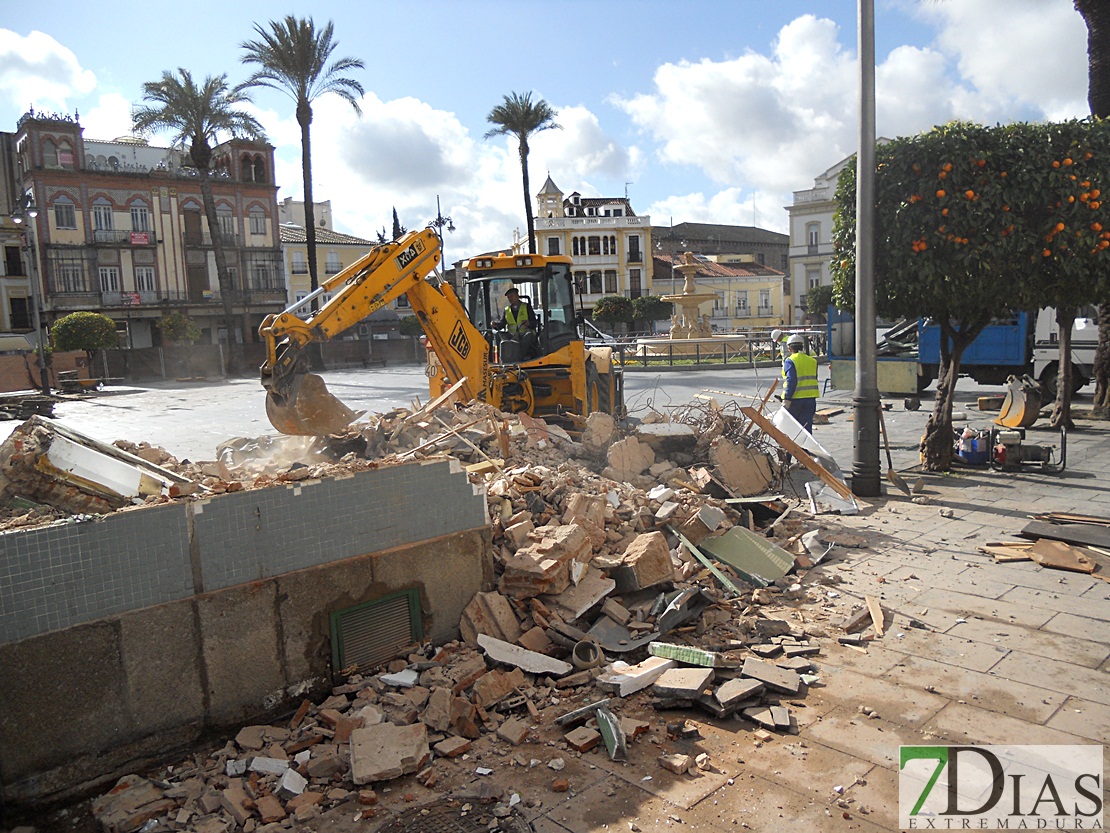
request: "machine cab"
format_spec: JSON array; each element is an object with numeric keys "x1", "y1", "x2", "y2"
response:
[{"x1": 464, "y1": 253, "x2": 578, "y2": 363}]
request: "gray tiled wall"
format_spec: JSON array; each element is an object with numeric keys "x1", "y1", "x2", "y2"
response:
[
  {"x1": 0, "y1": 504, "x2": 192, "y2": 643},
  {"x1": 0, "y1": 461, "x2": 486, "y2": 644}
]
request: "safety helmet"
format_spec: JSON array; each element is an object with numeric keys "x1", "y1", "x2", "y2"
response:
[
  {"x1": 787, "y1": 333, "x2": 805, "y2": 348},
  {"x1": 770, "y1": 329, "x2": 783, "y2": 343}
]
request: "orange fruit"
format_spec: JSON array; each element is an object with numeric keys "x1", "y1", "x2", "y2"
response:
[
  {"x1": 965, "y1": 190, "x2": 976, "y2": 199},
  {"x1": 1043, "y1": 248, "x2": 1052, "y2": 256},
  {"x1": 936, "y1": 189, "x2": 946, "y2": 198},
  {"x1": 1064, "y1": 158, "x2": 1074, "y2": 166},
  {"x1": 1052, "y1": 161, "x2": 1061, "y2": 168}
]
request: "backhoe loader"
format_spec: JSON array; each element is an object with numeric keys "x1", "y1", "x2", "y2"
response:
[{"x1": 260, "y1": 228, "x2": 622, "y2": 436}]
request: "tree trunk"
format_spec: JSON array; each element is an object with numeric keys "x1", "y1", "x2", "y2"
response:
[
  {"x1": 197, "y1": 166, "x2": 239, "y2": 374},
  {"x1": 1094, "y1": 302, "x2": 1110, "y2": 416},
  {"x1": 1050, "y1": 307, "x2": 1076, "y2": 428},
  {"x1": 519, "y1": 137, "x2": 535, "y2": 254},
  {"x1": 1077, "y1": 0, "x2": 1110, "y2": 418},
  {"x1": 918, "y1": 320, "x2": 981, "y2": 471},
  {"x1": 298, "y1": 100, "x2": 325, "y2": 372}
]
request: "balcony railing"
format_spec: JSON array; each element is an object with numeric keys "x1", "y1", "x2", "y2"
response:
[
  {"x1": 627, "y1": 252, "x2": 643, "y2": 263},
  {"x1": 291, "y1": 266, "x2": 308, "y2": 274},
  {"x1": 622, "y1": 289, "x2": 645, "y2": 299},
  {"x1": 93, "y1": 229, "x2": 132, "y2": 244},
  {"x1": 182, "y1": 230, "x2": 240, "y2": 247},
  {"x1": 756, "y1": 306, "x2": 774, "y2": 317}
]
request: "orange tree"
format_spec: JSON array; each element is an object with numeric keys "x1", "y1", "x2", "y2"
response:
[
  {"x1": 1010, "y1": 119, "x2": 1110, "y2": 428},
  {"x1": 832, "y1": 119, "x2": 1110, "y2": 470}
]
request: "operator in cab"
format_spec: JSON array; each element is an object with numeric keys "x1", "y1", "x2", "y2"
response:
[
  {"x1": 782, "y1": 333, "x2": 819, "y2": 434},
  {"x1": 495, "y1": 287, "x2": 538, "y2": 358}
]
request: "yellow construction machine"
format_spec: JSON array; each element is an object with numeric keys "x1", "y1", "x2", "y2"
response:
[{"x1": 260, "y1": 228, "x2": 623, "y2": 435}]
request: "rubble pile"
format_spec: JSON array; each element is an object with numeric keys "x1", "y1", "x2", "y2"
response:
[{"x1": 79, "y1": 398, "x2": 884, "y2": 831}]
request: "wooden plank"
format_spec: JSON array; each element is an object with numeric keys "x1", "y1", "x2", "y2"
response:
[
  {"x1": 741, "y1": 380, "x2": 778, "y2": 437},
  {"x1": 1020, "y1": 520, "x2": 1110, "y2": 549},
  {"x1": 865, "y1": 595, "x2": 885, "y2": 638},
  {"x1": 1028, "y1": 538, "x2": 1096, "y2": 574},
  {"x1": 403, "y1": 377, "x2": 468, "y2": 424},
  {"x1": 1032, "y1": 512, "x2": 1110, "y2": 528},
  {"x1": 740, "y1": 406, "x2": 855, "y2": 501},
  {"x1": 977, "y1": 541, "x2": 1034, "y2": 562}
]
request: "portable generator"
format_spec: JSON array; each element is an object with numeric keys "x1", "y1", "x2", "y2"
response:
[{"x1": 990, "y1": 426, "x2": 1066, "y2": 473}]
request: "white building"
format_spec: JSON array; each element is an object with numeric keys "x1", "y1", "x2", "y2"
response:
[{"x1": 533, "y1": 177, "x2": 653, "y2": 309}]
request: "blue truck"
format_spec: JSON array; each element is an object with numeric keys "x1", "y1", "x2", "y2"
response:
[{"x1": 828, "y1": 308, "x2": 1097, "y2": 396}]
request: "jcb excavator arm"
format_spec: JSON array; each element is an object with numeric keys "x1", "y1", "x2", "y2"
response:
[{"x1": 259, "y1": 228, "x2": 488, "y2": 435}]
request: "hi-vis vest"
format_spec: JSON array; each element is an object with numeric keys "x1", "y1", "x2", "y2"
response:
[
  {"x1": 505, "y1": 303, "x2": 531, "y2": 335},
  {"x1": 784, "y1": 351, "x2": 819, "y2": 399}
]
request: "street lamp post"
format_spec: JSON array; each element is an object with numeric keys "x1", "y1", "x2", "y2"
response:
[
  {"x1": 10, "y1": 193, "x2": 50, "y2": 396},
  {"x1": 430, "y1": 195, "x2": 455, "y2": 273}
]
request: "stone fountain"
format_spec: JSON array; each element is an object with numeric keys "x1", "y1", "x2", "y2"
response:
[{"x1": 661, "y1": 252, "x2": 717, "y2": 339}]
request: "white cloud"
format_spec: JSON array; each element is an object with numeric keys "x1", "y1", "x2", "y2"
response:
[
  {"x1": 0, "y1": 29, "x2": 96, "y2": 114},
  {"x1": 916, "y1": 0, "x2": 1089, "y2": 121},
  {"x1": 77, "y1": 93, "x2": 134, "y2": 141},
  {"x1": 647, "y1": 187, "x2": 788, "y2": 234}
]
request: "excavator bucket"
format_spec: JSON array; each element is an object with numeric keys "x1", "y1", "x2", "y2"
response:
[
  {"x1": 265, "y1": 373, "x2": 361, "y2": 436},
  {"x1": 995, "y1": 375, "x2": 1041, "y2": 429}
]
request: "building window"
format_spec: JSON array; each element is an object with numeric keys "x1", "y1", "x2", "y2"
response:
[
  {"x1": 217, "y1": 212, "x2": 235, "y2": 238},
  {"x1": 99, "y1": 266, "x2": 120, "y2": 293},
  {"x1": 249, "y1": 211, "x2": 267, "y2": 235},
  {"x1": 806, "y1": 222, "x2": 820, "y2": 251},
  {"x1": 588, "y1": 271, "x2": 602, "y2": 294},
  {"x1": 131, "y1": 205, "x2": 150, "y2": 232},
  {"x1": 547, "y1": 237, "x2": 560, "y2": 256},
  {"x1": 573, "y1": 270, "x2": 587, "y2": 293},
  {"x1": 326, "y1": 252, "x2": 341, "y2": 274},
  {"x1": 93, "y1": 204, "x2": 113, "y2": 231},
  {"x1": 758, "y1": 288, "x2": 771, "y2": 315},
  {"x1": 807, "y1": 267, "x2": 821, "y2": 289},
  {"x1": 628, "y1": 235, "x2": 641, "y2": 263},
  {"x1": 58, "y1": 140, "x2": 75, "y2": 169},
  {"x1": 736, "y1": 290, "x2": 749, "y2": 314},
  {"x1": 291, "y1": 252, "x2": 307, "y2": 274},
  {"x1": 587, "y1": 236, "x2": 601, "y2": 256},
  {"x1": 54, "y1": 201, "x2": 76, "y2": 229},
  {"x1": 757, "y1": 253, "x2": 765, "y2": 265},
  {"x1": 629, "y1": 268, "x2": 641, "y2": 297},
  {"x1": 602, "y1": 236, "x2": 618, "y2": 256},
  {"x1": 396, "y1": 294, "x2": 411, "y2": 309},
  {"x1": 43, "y1": 139, "x2": 58, "y2": 168},
  {"x1": 135, "y1": 266, "x2": 155, "y2": 292},
  {"x1": 57, "y1": 264, "x2": 84, "y2": 293},
  {"x1": 603, "y1": 270, "x2": 617, "y2": 293}
]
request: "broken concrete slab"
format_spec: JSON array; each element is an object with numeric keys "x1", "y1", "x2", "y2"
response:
[
  {"x1": 499, "y1": 524, "x2": 591, "y2": 599},
  {"x1": 652, "y1": 667, "x2": 714, "y2": 699},
  {"x1": 597, "y1": 656, "x2": 676, "y2": 697},
  {"x1": 460, "y1": 591, "x2": 523, "y2": 646},
  {"x1": 714, "y1": 677, "x2": 765, "y2": 707},
  {"x1": 496, "y1": 717, "x2": 530, "y2": 746},
  {"x1": 470, "y1": 667, "x2": 526, "y2": 708},
  {"x1": 565, "y1": 726, "x2": 601, "y2": 753},
  {"x1": 604, "y1": 436, "x2": 655, "y2": 482},
  {"x1": 699, "y1": 526, "x2": 795, "y2": 587},
  {"x1": 477, "y1": 633, "x2": 573, "y2": 677},
  {"x1": 611, "y1": 530, "x2": 674, "y2": 592},
  {"x1": 540, "y1": 567, "x2": 616, "y2": 623},
  {"x1": 740, "y1": 658, "x2": 801, "y2": 695},
  {"x1": 379, "y1": 668, "x2": 419, "y2": 688},
  {"x1": 709, "y1": 438, "x2": 774, "y2": 497},
  {"x1": 433, "y1": 736, "x2": 472, "y2": 758},
  {"x1": 350, "y1": 722, "x2": 430, "y2": 784}
]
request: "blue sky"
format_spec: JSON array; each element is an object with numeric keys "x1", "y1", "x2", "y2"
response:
[{"x1": 0, "y1": 1, "x2": 1091, "y2": 257}]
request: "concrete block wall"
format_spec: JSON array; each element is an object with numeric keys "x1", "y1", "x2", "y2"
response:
[{"x1": 0, "y1": 460, "x2": 492, "y2": 802}]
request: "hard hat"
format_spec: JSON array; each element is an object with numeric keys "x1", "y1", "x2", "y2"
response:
[
  {"x1": 505, "y1": 287, "x2": 519, "y2": 297},
  {"x1": 771, "y1": 329, "x2": 783, "y2": 343},
  {"x1": 787, "y1": 333, "x2": 805, "y2": 348}
]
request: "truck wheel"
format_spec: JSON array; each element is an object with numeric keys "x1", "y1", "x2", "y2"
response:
[{"x1": 1039, "y1": 362, "x2": 1086, "y2": 398}]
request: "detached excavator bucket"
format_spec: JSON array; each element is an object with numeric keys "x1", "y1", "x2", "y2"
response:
[
  {"x1": 995, "y1": 375, "x2": 1041, "y2": 429},
  {"x1": 265, "y1": 373, "x2": 361, "y2": 436}
]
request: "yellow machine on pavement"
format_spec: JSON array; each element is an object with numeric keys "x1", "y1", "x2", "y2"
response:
[{"x1": 260, "y1": 228, "x2": 622, "y2": 435}]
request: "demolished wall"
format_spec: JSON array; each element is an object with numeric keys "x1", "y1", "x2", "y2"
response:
[{"x1": 0, "y1": 460, "x2": 492, "y2": 803}]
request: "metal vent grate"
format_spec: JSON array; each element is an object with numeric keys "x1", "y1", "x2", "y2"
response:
[{"x1": 330, "y1": 589, "x2": 422, "y2": 677}]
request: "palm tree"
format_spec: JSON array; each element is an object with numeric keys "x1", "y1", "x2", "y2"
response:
[
  {"x1": 484, "y1": 92, "x2": 561, "y2": 254},
  {"x1": 133, "y1": 69, "x2": 264, "y2": 366},
  {"x1": 239, "y1": 16, "x2": 364, "y2": 305}
]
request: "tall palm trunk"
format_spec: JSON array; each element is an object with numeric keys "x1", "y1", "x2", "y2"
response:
[
  {"x1": 519, "y1": 137, "x2": 535, "y2": 254},
  {"x1": 298, "y1": 100, "x2": 318, "y2": 303}
]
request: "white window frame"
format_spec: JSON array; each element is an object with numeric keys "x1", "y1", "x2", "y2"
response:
[
  {"x1": 99, "y1": 266, "x2": 120, "y2": 293},
  {"x1": 131, "y1": 206, "x2": 150, "y2": 232},
  {"x1": 249, "y1": 211, "x2": 267, "y2": 235},
  {"x1": 326, "y1": 251, "x2": 341, "y2": 274},
  {"x1": 806, "y1": 222, "x2": 820, "y2": 247},
  {"x1": 93, "y1": 204, "x2": 113, "y2": 231},
  {"x1": 291, "y1": 252, "x2": 306, "y2": 274},
  {"x1": 134, "y1": 266, "x2": 155, "y2": 292}
]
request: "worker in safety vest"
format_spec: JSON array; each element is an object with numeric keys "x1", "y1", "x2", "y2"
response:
[
  {"x1": 496, "y1": 287, "x2": 538, "y2": 357},
  {"x1": 782, "y1": 333, "x2": 819, "y2": 434}
]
